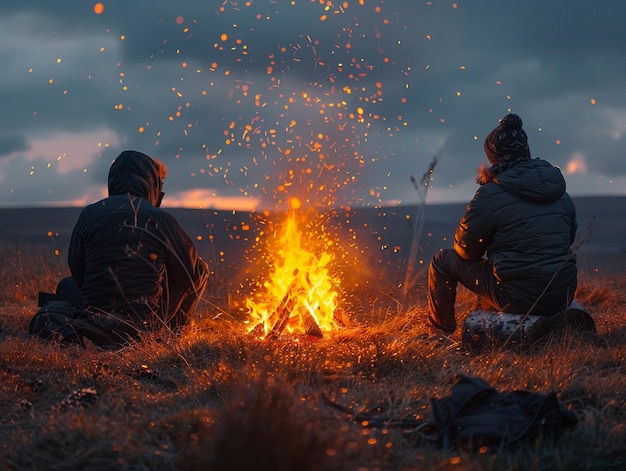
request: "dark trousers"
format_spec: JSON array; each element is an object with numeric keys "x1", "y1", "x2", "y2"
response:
[
  {"x1": 56, "y1": 276, "x2": 85, "y2": 309},
  {"x1": 427, "y1": 249, "x2": 511, "y2": 334}
]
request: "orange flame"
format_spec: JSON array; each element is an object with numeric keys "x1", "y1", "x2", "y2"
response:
[{"x1": 246, "y1": 197, "x2": 340, "y2": 339}]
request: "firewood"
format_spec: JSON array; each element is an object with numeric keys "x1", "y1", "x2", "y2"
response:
[{"x1": 267, "y1": 269, "x2": 301, "y2": 340}]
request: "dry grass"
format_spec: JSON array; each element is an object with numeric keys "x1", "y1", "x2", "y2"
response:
[{"x1": 1, "y1": 244, "x2": 626, "y2": 470}]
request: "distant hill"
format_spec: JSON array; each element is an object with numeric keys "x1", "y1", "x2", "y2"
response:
[{"x1": 1, "y1": 196, "x2": 623, "y2": 278}]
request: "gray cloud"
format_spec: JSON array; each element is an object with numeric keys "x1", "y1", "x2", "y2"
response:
[
  {"x1": 0, "y1": 0, "x2": 625, "y2": 208},
  {"x1": 0, "y1": 134, "x2": 27, "y2": 157}
]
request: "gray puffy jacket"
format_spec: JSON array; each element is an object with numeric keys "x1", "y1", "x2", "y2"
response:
[
  {"x1": 454, "y1": 158, "x2": 577, "y2": 314},
  {"x1": 68, "y1": 151, "x2": 209, "y2": 331}
]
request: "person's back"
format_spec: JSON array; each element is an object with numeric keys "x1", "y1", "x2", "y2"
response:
[
  {"x1": 456, "y1": 156, "x2": 577, "y2": 314},
  {"x1": 31, "y1": 150, "x2": 209, "y2": 347},
  {"x1": 69, "y1": 150, "x2": 208, "y2": 332},
  {"x1": 72, "y1": 194, "x2": 186, "y2": 327},
  {"x1": 426, "y1": 114, "x2": 578, "y2": 336}
]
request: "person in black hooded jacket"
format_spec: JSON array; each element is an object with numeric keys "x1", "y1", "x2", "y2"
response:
[
  {"x1": 426, "y1": 114, "x2": 578, "y2": 336},
  {"x1": 32, "y1": 150, "x2": 209, "y2": 346}
]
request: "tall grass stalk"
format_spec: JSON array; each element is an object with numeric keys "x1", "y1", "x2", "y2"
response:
[{"x1": 402, "y1": 155, "x2": 439, "y2": 298}]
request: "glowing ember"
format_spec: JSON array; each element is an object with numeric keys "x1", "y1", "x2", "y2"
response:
[{"x1": 246, "y1": 197, "x2": 340, "y2": 339}]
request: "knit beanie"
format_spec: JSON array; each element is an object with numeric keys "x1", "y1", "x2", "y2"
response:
[{"x1": 483, "y1": 114, "x2": 531, "y2": 165}]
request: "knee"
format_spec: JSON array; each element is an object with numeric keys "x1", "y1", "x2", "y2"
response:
[
  {"x1": 56, "y1": 276, "x2": 78, "y2": 295},
  {"x1": 430, "y1": 248, "x2": 456, "y2": 273},
  {"x1": 56, "y1": 276, "x2": 83, "y2": 308}
]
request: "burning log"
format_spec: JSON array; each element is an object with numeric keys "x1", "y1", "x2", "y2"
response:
[
  {"x1": 266, "y1": 269, "x2": 302, "y2": 340},
  {"x1": 302, "y1": 308, "x2": 323, "y2": 338},
  {"x1": 264, "y1": 268, "x2": 325, "y2": 340}
]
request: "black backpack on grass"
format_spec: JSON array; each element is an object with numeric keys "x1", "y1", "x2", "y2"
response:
[{"x1": 431, "y1": 375, "x2": 578, "y2": 449}]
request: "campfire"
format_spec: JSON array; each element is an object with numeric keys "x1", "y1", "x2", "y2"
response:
[{"x1": 246, "y1": 197, "x2": 340, "y2": 340}]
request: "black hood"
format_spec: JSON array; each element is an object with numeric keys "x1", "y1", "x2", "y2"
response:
[
  {"x1": 495, "y1": 158, "x2": 566, "y2": 204},
  {"x1": 107, "y1": 150, "x2": 162, "y2": 206}
]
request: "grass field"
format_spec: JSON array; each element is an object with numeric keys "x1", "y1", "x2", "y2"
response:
[{"x1": 1, "y1": 239, "x2": 625, "y2": 470}]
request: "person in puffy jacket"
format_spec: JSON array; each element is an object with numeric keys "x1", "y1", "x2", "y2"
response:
[
  {"x1": 32, "y1": 150, "x2": 209, "y2": 347},
  {"x1": 427, "y1": 114, "x2": 577, "y2": 336}
]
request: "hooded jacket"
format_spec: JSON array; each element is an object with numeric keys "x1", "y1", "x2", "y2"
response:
[
  {"x1": 68, "y1": 151, "x2": 208, "y2": 333},
  {"x1": 454, "y1": 158, "x2": 577, "y2": 314}
]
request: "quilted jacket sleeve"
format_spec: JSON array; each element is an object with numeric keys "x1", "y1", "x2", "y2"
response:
[{"x1": 454, "y1": 187, "x2": 493, "y2": 261}]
